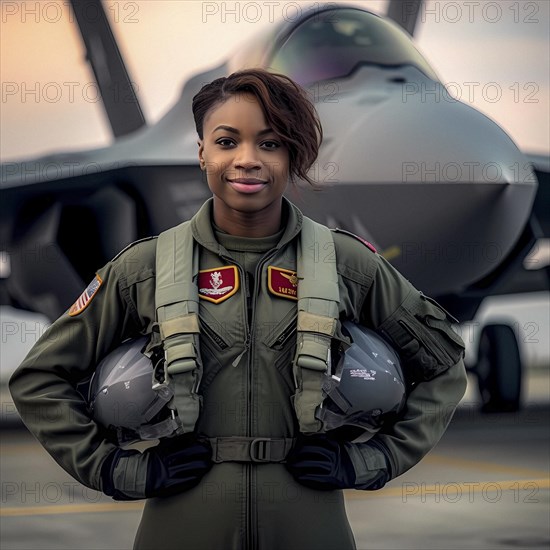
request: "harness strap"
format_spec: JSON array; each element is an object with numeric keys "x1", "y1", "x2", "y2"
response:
[
  {"x1": 152, "y1": 215, "x2": 339, "y2": 436},
  {"x1": 138, "y1": 414, "x2": 180, "y2": 441},
  {"x1": 209, "y1": 436, "x2": 296, "y2": 463},
  {"x1": 293, "y1": 217, "x2": 340, "y2": 433},
  {"x1": 154, "y1": 221, "x2": 202, "y2": 433}
]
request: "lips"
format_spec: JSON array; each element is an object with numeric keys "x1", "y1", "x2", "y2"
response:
[{"x1": 227, "y1": 178, "x2": 268, "y2": 194}]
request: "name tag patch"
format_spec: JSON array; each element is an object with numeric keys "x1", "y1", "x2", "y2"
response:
[
  {"x1": 68, "y1": 274, "x2": 103, "y2": 316},
  {"x1": 199, "y1": 265, "x2": 239, "y2": 304},
  {"x1": 268, "y1": 266, "x2": 298, "y2": 301}
]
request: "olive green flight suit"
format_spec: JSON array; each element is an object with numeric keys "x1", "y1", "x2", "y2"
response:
[{"x1": 9, "y1": 198, "x2": 467, "y2": 550}]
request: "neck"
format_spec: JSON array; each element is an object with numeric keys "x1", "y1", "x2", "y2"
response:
[{"x1": 212, "y1": 200, "x2": 283, "y2": 237}]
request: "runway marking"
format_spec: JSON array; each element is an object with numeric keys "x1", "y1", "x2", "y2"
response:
[
  {"x1": 0, "y1": 443, "x2": 47, "y2": 454},
  {"x1": 344, "y1": 478, "x2": 550, "y2": 500},
  {"x1": 2, "y1": 444, "x2": 548, "y2": 514},
  {"x1": 4, "y1": 444, "x2": 546, "y2": 476},
  {"x1": 1, "y1": 479, "x2": 548, "y2": 515},
  {"x1": 424, "y1": 453, "x2": 549, "y2": 478},
  {"x1": 0, "y1": 501, "x2": 144, "y2": 517}
]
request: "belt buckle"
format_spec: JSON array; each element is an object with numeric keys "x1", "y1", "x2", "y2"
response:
[{"x1": 249, "y1": 438, "x2": 273, "y2": 463}]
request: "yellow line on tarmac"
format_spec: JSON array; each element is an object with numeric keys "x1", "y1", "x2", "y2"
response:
[
  {"x1": 344, "y1": 478, "x2": 550, "y2": 500},
  {"x1": 423, "y1": 453, "x2": 549, "y2": 478},
  {"x1": 0, "y1": 443, "x2": 44, "y2": 455},
  {"x1": 2, "y1": 480, "x2": 549, "y2": 515},
  {"x1": 380, "y1": 245, "x2": 401, "y2": 261},
  {"x1": 0, "y1": 501, "x2": 144, "y2": 517}
]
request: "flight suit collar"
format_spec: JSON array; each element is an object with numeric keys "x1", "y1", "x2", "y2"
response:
[{"x1": 190, "y1": 197, "x2": 304, "y2": 256}]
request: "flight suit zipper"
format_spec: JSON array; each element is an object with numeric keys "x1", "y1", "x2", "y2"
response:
[
  {"x1": 231, "y1": 335, "x2": 250, "y2": 367},
  {"x1": 226, "y1": 263, "x2": 254, "y2": 550},
  {"x1": 222, "y1": 249, "x2": 278, "y2": 550},
  {"x1": 244, "y1": 270, "x2": 254, "y2": 550},
  {"x1": 246, "y1": 249, "x2": 278, "y2": 550}
]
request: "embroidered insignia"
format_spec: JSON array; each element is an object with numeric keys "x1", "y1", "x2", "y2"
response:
[
  {"x1": 68, "y1": 275, "x2": 103, "y2": 316},
  {"x1": 198, "y1": 266, "x2": 239, "y2": 304},
  {"x1": 268, "y1": 266, "x2": 298, "y2": 301}
]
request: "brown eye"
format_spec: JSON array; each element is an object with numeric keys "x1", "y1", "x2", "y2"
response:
[
  {"x1": 261, "y1": 140, "x2": 280, "y2": 150},
  {"x1": 216, "y1": 138, "x2": 235, "y2": 147}
]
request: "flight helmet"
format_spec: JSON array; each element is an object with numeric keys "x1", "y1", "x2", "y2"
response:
[
  {"x1": 316, "y1": 321, "x2": 406, "y2": 441},
  {"x1": 88, "y1": 336, "x2": 180, "y2": 445}
]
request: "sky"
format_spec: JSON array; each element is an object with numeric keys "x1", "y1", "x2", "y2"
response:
[
  {"x1": 0, "y1": 0, "x2": 549, "y2": 162},
  {"x1": 0, "y1": 0, "x2": 548, "y2": 384}
]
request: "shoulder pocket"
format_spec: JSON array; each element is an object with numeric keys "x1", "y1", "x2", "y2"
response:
[
  {"x1": 416, "y1": 293, "x2": 465, "y2": 352},
  {"x1": 379, "y1": 290, "x2": 465, "y2": 387}
]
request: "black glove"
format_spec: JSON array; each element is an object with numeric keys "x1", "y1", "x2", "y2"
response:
[
  {"x1": 101, "y1": 434, "x2": 213, "y2": 500},
  {"x1": 285, "y1": 435, "x2": 357, "y2": 491}
]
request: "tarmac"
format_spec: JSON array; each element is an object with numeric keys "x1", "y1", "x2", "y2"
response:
[{"x1": 1, "y1": 369, "x2": 549, "y2": 550}]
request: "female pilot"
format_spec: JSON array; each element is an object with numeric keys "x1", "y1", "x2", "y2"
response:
[{"x1": 10, "y1": 69, "x2": 467, "y2": 550}]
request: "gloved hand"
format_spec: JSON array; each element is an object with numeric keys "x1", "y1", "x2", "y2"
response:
[
  {"x1": 285, "y1": 434, "x2": 356, "y2": 491},
  {"x1": 101, "y1": 434, "x2": 213, "y2": 500}
]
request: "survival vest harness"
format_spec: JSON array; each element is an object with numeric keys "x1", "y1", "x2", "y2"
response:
[{"x1": 148, "y1": 216, "x2": 340, "y2": 454}]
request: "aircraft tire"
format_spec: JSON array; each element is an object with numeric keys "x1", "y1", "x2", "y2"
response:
[{"x1": 476, "y1": 324, "x2": 522, "y2": 413}]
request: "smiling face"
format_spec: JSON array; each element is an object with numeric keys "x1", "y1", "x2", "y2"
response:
[{"x1": 198, "y1": 92, "x2": 290, "y2": 236}]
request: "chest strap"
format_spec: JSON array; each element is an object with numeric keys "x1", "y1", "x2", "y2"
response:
[
  {"x1": 292, "y1": 217, "x2": 340, "y2": 433},
  {"x1": 153, "y1": 216, "x2": 339, "y2": 436},
  {"x1": 209, "y1": 436, "x2": 296, "y2": 463},
  {"x1": 153, "y1": 221, "x2": 202, "y2": 433}
]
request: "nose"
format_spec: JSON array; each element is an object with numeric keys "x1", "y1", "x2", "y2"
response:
[{"x1": 233, "y1": 143, "x2": 262, "y2": 171}]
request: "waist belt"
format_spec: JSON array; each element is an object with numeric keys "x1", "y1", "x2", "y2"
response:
[{"x1": 209, "y1": 436, "x2": 296, "y2": 463}]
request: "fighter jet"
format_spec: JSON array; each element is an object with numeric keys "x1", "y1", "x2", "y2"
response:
[{"x1": 1, "y1": 1, "x2": 548, "y2": 413}]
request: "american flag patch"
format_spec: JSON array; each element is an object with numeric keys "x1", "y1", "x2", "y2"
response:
[{"x1": 68, "y1": 275, "x2": 103, "y2": 316}]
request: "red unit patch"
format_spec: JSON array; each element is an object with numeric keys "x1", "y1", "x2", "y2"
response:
[
  {"x1": 198, "y1": 266, "x2": 239, "y2": 304},
  {"x1": 359, "y1": 238, "x2": 377, "y2": 253},
  {"x1": 333, "y1": 228, "x2": 377, "y2": 253},
  {"x1": 68, "y1": 274, "x2": 103, "y2": 316},
  {"x1": 268, "y1": 266, "x2": 298, "y2": 301}
]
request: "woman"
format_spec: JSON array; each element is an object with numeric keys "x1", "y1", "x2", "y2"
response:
[{"x1": 10, "y1": 69, "x2": 467, "y2": 550}]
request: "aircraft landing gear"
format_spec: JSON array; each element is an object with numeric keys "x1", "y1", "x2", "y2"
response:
[{"x1": 476, "y1": 324, "x2": 522, "y2": 413}]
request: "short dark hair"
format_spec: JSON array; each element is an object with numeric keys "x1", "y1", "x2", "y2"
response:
[{"x1": 192, "y1": 69, "x2": 322, "y2": 186}]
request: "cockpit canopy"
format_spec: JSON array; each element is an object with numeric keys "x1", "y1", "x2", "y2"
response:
[{"x1": 230, "y1": 7, "x2": 438, "y2": 85}]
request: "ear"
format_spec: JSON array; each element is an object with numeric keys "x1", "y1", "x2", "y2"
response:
[{"x1": 198, "y1": 140, "x2": 205, "y2": 170}]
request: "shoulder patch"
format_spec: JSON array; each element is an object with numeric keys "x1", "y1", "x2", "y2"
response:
[
  {"x1": 68, "y1": 275, "x2": 103, "y2": 316},
  {"x1": 111, "y1": 236, "x2": 157, "y2": 262},
  {"x1": 332, "y1": 228, "x2": 377, "y2": 253}
]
